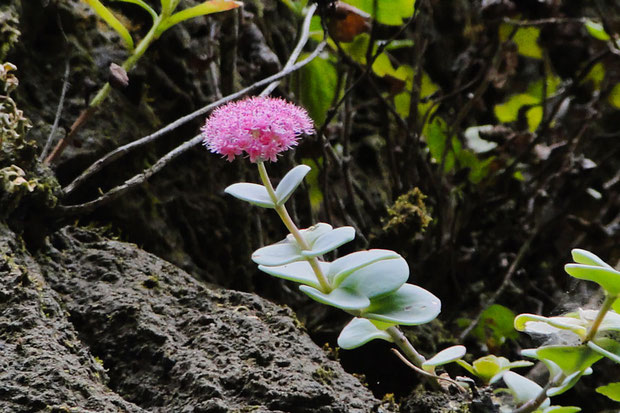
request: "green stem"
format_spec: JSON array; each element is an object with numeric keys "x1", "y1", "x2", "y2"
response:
[
  {"x1": 257, "y1": 161, "x2": 331, "y2": 293},
  {"x1": 585, "y1": 294, "x2": 616, "y2": 342},
  {"x1": 88, "y1": 14, "x2": 164, "y2": 109}
]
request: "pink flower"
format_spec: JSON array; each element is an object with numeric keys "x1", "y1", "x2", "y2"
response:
[{"x1": 202, "y1": 96, "x2": 314, "y2": 162}]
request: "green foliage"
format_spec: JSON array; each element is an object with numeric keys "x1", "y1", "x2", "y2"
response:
[
  {"x1": 499, "y1": 24, "x2": 543, "y2": 59},
  {"x1": 294, "y1": 53, "x2": 340, "y2": 125},
  {"x1": 456, "y1": 355, "x2": 532, "y2": 385},
  {"x1": 596, "y1": 382, "x2": 620, "y2": 402},
  {"x1": 342, "y1": 0, "x2": 415, "y2": 26},
  {"x1": 472, "y1": 304, "x2": 519, "y2": 348}
]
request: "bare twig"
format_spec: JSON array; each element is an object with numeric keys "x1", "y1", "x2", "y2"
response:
[
  {"x1": 63, "y1": 4, "x2": 322, "y2": 197},
  {"x1": 58, "y1": 5, "x2": 323, "y2": 214},
  {"x1": 459, "y1": 225, "x2": 540, "y2": 341},
  {"x1": 40, "y1": 59, "x2": 70, "y2": 161}
]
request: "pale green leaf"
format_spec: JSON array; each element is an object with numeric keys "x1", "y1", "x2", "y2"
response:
[
  {"x1": 363, "y1": 284, "x2": 441, "y2": 325},
  {"x1": 275, "y1": 165, "x2": 311, "y2": 206},
  {"x1": 225, "y1": 183, "x2": 274, "y2": 208},
  {"x1": 337, "y1": 317, "x2": 394, "y2": 349},
  {"x1": 422, "y1": 345, "x2": 466, "y2": 371},
  {"x1": 343, "y1": 0, "x2": 414, "y2": 26},
  {"x1": 252, "y1": 242, "x2": 302, "y2": 266},
  {"x1": 503, "y1": 371, "x2": 550, "y2": 408},
  {"x1": 337, "y1": 256, "x2": 409, "y2": 299},
  {"x1": 301, "y1": 226, "x2": 355, "y2": 258},
  {"x1": 571, "y1": 249, "x2": 614, "y2": 269},
  {"x1": 609, "y1": 83, "x2": 620, "y2": 109},
  {"x1": 258, "y1": 261, "x2": 328, "y2": 289},
  {"x1": 299, "y1": 285, "x2": 370, "y2": 310},
  {"x1": 328, "y1": 249, "x2": 401, "y2": 286}
]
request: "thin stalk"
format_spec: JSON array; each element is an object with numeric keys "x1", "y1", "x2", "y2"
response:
[
  {"x1": 585, "y1": 294, "x2": 616, "y2": 342},
  {"x1": 386, "y1": 326, "x2": 426, "y2": 367},
  {"x1": 256, "y1": 161, "x2": 331, "y2": 293},
  {"x1": 45, "y1": 14, "x2": 164, "y2": 164}
]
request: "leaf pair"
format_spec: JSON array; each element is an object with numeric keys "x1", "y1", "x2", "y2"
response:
[{"x1": 226, "y1": 165, "x2": 311, "y2": 208}]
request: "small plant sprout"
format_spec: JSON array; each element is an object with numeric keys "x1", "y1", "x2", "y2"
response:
[
  {"x1": 44, "y1": 0, "x2": 241, "y2": 163},
  {"x1": 507, "y1": 249, "x2": 620, "y2": 413},
  {"x1": 456, "y1": 355, "x2": 533, "y2": 385},
  {"x1": 203, "y1": 96, "x2": 466, "y2": 387}
]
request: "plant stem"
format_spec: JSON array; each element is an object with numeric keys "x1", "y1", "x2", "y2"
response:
[
  {"x1": 585, "y1": 294, "x2": 616, "y2": 342},
  {"x1": 256, "y1": 161, "x2": 331, "y2": 293},
  {"x1": 386, "y1": 326, "x2": 426, "y2": 367},
  {"x1": 513, "y1": 373, "x2": 561, "y2": 413},
  {"x1": 45, "y1": 14, "x2": 164, "y2": 164}
]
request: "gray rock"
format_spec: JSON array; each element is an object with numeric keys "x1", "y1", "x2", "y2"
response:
[{"x1": 26, "y1": 226, "x2": 385, "y2": 412}]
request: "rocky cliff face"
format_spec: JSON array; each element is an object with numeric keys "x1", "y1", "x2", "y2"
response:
[{"x1": 0, "y1": 1, "x2": 391, "y2": 411}]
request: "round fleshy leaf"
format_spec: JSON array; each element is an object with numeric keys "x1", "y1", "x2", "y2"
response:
[
  {"x1": 363, "y1": 284, "x2": 441, "y2": 325},
  {"x1": 514, "y1": 314, "x2": 587, "y2": 338},
  {"x1": 295, "y1": 223, "x2": 333, "y2": 246},
  {"x1": 471, "y1": 355, "x2": 504, "y2": 383},
  {"x1": 338, "y1": 256, "x2": 409, "y2": 299},
  {"x1": 571, "y1": 249, "x2": 613, "y2": 269},
  {"x1": 503, "y1": 371, "x2": 550, "y2": 408},
  {"x1": 258, "y1": 261, "x2": 329, "y2": 289},
  {"x1": 275, "y1": 165, "x2": 311, "y2": 206},
  {"x1": 536, "y1": 345, "x2": 602, "y2": 376},
  {"x1": 252, "y1": 241, "x2": 301, "y2": 266},
  {"x1": 225, "y1": 183, "x2": 275, "y2": 208},
  {"x1": 299, "y1": 285, "x2": 370, "y2": 310},
  {"x1": 337, "y1": 317, "x2": 394, "y2": 349},
  {"x1": 580, "y1": 308, "x2": 620, "y2": 333},
  {"x1": 422, "y1": 345, "x2": 466, "y2": 371},
  {"x1": 328, "y1": 249, "x2": 401, "y2": 286},
  {"x1": 564, "y1": 264, "x2": 620, "y2": 296},
  {"x1": 301, "y1": 226, "x2": 355, "y2": 258}
]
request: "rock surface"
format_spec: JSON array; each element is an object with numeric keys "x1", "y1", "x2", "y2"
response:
[{"x1": 0, "y1": 224, "x2": 386, "y2": 412}]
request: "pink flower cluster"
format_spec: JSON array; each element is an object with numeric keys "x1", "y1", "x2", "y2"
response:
[{"x1": 202, "y1": 97, "x2": 314, "y2": 162}]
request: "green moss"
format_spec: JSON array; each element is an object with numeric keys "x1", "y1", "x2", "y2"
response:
[
  {"x1": 382, "y1": 187, "x2": 432, "y2": 235},
  {"x1": 312, "y1": 365, "x2": 335, "y2": 385}
]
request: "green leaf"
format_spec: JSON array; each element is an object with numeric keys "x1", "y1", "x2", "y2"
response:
[
  {"x1": 609, "y1": 83, "x2": 620, "y2": 109},
  {"x1": 342, "y1": 0, "x2": 415, "y2": 26},
  {"x1": 494, "y1": 93, "x2": 539, "y2": 123},
  {"x1": 84, "y1": 0, "x2": 134, "y2": 50},
  {"x1": 547, "y1": 369, "x2": 592, "y2": 397},
  {"x1": 275, "y1": 165, "x2": 311, "y2": 206},
  {"x1": 596, "y1": 382, "x2": 620, "y2": 402},
  {"x1": 257, "y1": 261, "x2": 327, "y2": 289},
  {"x1": 337, "y1": 256, "x2": 409, "y2": 299},
  {"x1": 225, "y1": 183, "x2": 275, "y2": 208},
  {"x1": 499, "y1": 24, "x2": 543, "y2": 59},
  {"x1": 294, "y1": 53, "x2": 339, "y2": 126},
  {"x1": 299, "y1": 284, "x2": 370, "y2": 310},
  {"x1": 111, "y1": 0, "x2": 157, "y2": 21},
  {"x1": 363, "y1": 283, "x2": 441, "y2": 325},
  {"x1": 564, "y1": 263, "x2": 620, "y2": 296},
  {"x1": 328, "y1": 249, "x2": 401, "y2": 286},
  {"x1": 584, "y1": 20, "x2": 611, "y2": 41},
  {"x1": 536, "y1": 345, "x2": 602, "y2": 376},
  {"x1": 422, "y1": 345, "x2": 466, "y2": 372},
  {"x1": 503, "y1": 371, "x2": 550, "y2": 408},
  {"x1": 425, "y1": 117, "x2": 455, "y2": 173},
  {"x1": 337, "y1": 317, "x2": 394, "y2": 349},
  {"x1": 301, "y1": 158, "x2": 323, "y2": 212},
  {"x1": 571, "y1": 249, "x2": 614, "y2": 269},
  {"x1": 157, "y1": 0, "x2": 242, "y2": 34},
  {"x1": 472, "y1": 304, "x2": 519, "y2": 347},
  {"x1": 300, "y1": 226, "x2": 355, "y2": 258}
]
